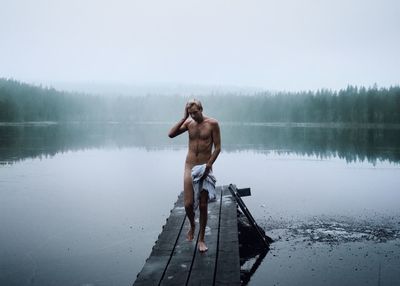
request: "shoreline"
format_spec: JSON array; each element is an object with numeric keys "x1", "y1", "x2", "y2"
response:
[{"x1": 1, "y1": 121, "x2": 400, "y2": 130}]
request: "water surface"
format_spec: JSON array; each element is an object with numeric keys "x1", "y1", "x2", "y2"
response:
[{"x1": 0, "y1": 123, "x2": 399, "y2": 285}]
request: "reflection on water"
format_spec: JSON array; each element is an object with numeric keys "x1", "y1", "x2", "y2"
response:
[
  {"x1": 0, "y1": 149, "x2": 186, "y2": 286},
  {"x1": 238, "y1": 210, "x2": 270, "y2": 285},
  {"x1": 1, "y1": 123, "x2": 399, "y2": 286},
  {"x1": 1, "y1": 123, "x2": 400, "y2": 164}
]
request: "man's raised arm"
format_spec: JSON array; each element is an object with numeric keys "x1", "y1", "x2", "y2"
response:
[{"x1": 168, "y1": 104, "x2": 189, "y2": 138}]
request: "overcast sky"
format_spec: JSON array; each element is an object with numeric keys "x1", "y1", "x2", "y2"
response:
[{"x1": 1, "y1": 0, "x2": 399, "y2": 91}]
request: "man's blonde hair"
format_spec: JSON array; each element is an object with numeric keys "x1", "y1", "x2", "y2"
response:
[{"x1": 187, "y1": 99, "x2": 203, "y2": 111}]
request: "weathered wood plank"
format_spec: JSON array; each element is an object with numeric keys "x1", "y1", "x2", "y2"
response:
[
  {"x1": 186, "y1": 187, "x2": 222, "y2": 286},
  {"x1": 134, "y1": 193, "x2": 186, "y2": 286},
  {"x1": 214, "y1": 186, "x2": 241, "y2": 286},
  {"x1": 159, "y1": 214, "x2": 196, "y2": 286},
  {"x1": 133, "y1": 186, "x2": 241, "y2": 286}
]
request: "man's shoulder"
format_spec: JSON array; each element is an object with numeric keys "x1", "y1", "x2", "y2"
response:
[{"x1": 205, "y1": 117, "x2": 220, "y2": 127}]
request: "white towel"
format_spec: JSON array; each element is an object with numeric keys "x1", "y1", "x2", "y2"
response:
[{"x1": 191, "y1": 164, "x2": 217, "y2": 210}]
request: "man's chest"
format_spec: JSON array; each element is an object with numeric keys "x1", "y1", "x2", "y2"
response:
[{"x1": 188, "y1": 124, "x2": 212, "y2": 140}]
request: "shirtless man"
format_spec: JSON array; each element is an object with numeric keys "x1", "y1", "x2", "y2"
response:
[{"x1": 168, "y1": 99, "x2": 221, "y2": 252}]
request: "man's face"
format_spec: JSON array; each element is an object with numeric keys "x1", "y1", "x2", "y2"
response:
[{"x1": 188, "y1": 105, "x2": 203, "y2": 122}]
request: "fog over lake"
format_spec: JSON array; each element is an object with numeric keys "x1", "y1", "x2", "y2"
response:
[
  {"x1": 2, "y1": 0, "x2": 400, "y2": 284},
  {"x1": 1, "y1": 123, "x2": 399, "y2": 285}
]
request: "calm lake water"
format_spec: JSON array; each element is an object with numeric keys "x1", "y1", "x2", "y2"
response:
[{"x1": 1, "y1": 123, "x2": 399, "y2": 286}]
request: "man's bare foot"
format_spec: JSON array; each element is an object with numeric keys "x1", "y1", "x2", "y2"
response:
[
  {"x1": 187, "y1": 226, "x2": 195, "y2": 241},
  {"x1": 198, "y1": 241, "x2": 208, "y2": 252}
]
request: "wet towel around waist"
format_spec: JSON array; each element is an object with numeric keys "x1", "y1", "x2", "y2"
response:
[{"x1": 191, "y1": 164, "x2": 217, "y2": 210}]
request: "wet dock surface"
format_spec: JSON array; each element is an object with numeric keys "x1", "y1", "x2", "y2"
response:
[{"x1": 133, "y1": 185, "x2": 241, "y2": 286}]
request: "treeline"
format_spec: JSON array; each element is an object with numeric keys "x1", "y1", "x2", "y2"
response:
[
  {"x1": 1, "y1": 78, "x2": 399, "y2": 123},
  {"x1": 0, "y1": 79, "x2": 108, "y2": 122}
]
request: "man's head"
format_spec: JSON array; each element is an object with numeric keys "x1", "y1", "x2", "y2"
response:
[{"x1": 187, "y1": 99, "x2": 203, "y2": 122}]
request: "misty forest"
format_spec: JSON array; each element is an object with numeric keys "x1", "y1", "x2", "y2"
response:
[
  {"x1": 1, "y1": 78, "x2": 400, "y2": 124},
  {"x1": 2, "y1": 0, "x2": 400, "y2": 285}
]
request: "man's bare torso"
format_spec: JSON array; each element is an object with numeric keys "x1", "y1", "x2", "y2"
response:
[{"x1": 185, "y1": 117, "x2": 216, "y2": 167}]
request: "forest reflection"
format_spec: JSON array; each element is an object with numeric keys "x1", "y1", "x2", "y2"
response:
[{"x1": 0, "y1": 123, "x2": 399, "y2": 165}]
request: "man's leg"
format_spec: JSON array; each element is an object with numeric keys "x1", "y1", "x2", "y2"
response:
[
  {"x1": 198, "y1": 190, "x2": 209, "y2": 252},
  {"x1": 184, "y1": 165, "x2": 195, "y2": 241}
]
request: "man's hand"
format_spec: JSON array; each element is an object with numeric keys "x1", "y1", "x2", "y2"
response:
[
  {"x1": 201, "y1": 163, "x2": 212, "y2": 181},
  {"x1": 184, "y1": 103, "x2": 189, "y2": 119}
]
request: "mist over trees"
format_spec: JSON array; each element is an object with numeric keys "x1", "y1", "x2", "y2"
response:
[{"x1": 1, "y1": 78, "x2": 399, "y2": 124}]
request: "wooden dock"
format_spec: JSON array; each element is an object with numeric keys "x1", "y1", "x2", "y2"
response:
[{"x1": 133, "y1": 185, "x2": 241, "y2": 286}]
